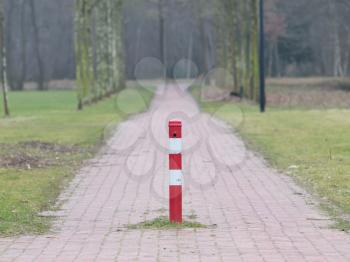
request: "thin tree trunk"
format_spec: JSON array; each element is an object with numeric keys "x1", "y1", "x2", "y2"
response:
[
  {"x1": 0, "y1": 0, "x2": 9, "y2": 116},
  {"x1": 268, "y1": 43, "x2": 273, "y2": 77},
  {"x1": 134, "y1": 26, "x2": 141, "y2": 66},
  {"x1": 19, "y1": 0, "x2": 27, "y2": 91},
  {"x1": 274, "y1": 42, "x2": 280, "y2": 77},
  {"x1": 199, "y1": 18, "x2": 209, "y2": 75},
  {"x1": 29, "y1": 0, "x2": 46, "y2": 90},
  {"x1": 194, "y1": 0, "x2": 209, "y2": 77},
  {"x1": 251, "y1": 0, "x2": 259, "y2": 101},
  {"x1": 242, "y1": 0, "x2": 250, "y2": 95},
  {"x1": 187, "y1": 32, "x2": 193, "y2": 78},
  {"x1": 0, "y1": 48, "x2": 9, "y2": 117},
  {"x1": 236, "y1": 0, "x2": 243, "y2": 92},
  {"x1": 75, "y1": 0, "x2": 84, "y2": 110},
  {"x1": 158, "y1": 0, "x2": 166, "y2": 72},
  {"x1": 328, "y1": 0, "x2": 344, "y2": 77},
  {"x1": 112, "y1": 0, "x2": 124, "y2": 90}
]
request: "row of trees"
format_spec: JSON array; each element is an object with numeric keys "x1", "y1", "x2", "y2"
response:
[
  {"x1": 0, "y1": 0, "x2": 125, "y2": 114},
  {"x1": 144, "y1": 0, "x2": 261, "y2": 101},
  {"x1": 3, "y1": 0, "x2": 350, "y2": 115},
  {"x1": 125, "y1": 0, "x2": 350, "y2": 78},
  {"x1": 0, "y1": 0, "x2": 270, "y2": 115},
  {"x1": 4, "y1": 0, "x2": 75, "y2": 91},
  {"x1": 214, "y1": 0, "x2": 260, "y2": 100},
  {"x1": 75, "y1": 0, "x2": 125, "y2": 109},
  {"x1": 1, "y1": 0, "x2": 76, "y2": 116},
  {"x1": 3, "y1": 0, "x2": 350, "y2": 84}
]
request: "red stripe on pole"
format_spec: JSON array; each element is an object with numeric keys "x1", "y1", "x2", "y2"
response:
[
  {"x1": 169, "y1": 121, "x2": 182, "y2": 138},
  {"x1": 169, "y1": 185, "x2": 182, "y2": 223},
  {"x1": 169, "y1": 154, "x2": 182, "y2": 170}
]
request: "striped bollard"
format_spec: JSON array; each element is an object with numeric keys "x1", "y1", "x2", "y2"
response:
[{"x1": 168, "y1": 120, "x2": 182, "y2": 224}]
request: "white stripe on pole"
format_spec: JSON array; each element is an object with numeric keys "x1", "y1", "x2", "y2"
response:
[
  {"x1": 169, "y1": 138, "x2": 182, "y2": 154},
  {"x1": 169, "y1": 170, "x2": 183, "y2": 185}
]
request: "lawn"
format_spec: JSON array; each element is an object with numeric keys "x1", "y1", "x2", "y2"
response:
[
  {"x1": 0, "y1": 87, "x2": 153, "y2": 235},
  {"x1": 192, "y1": 82, "x2": 350, "y2": 230}
]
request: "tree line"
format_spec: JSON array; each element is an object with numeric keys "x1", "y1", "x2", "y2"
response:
[
  {"x1": 123, "y1": 0, "x2": 261, "y2": 101},
  {"x1": 122, "y1": 0, "x2": 350, "y2": 101},
  {"x1": 2, "y1": 0, "x2": 350, "y2": 83},
  {"x1": 75, "y1": 0, "x2": 125, "y2": 109},
  {"x1": 1, "y1": 0, "x2": 125, "y2": 114},
  {"x1": 265, "y1": 0, "x2": 350, "y2": 77},
  {"x1": 2, "y1": 0, "x2": 350, "y2": 115}
]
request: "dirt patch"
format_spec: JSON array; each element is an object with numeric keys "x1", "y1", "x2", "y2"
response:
[
  {"x1": 266, "y1": 78, "x2": 350, "y2": 108},
  {"x1": 0, "y1": 141, "x2": 84, "y2": 170},
  {"x1": 267, "y1": 77, "x2": 350, "y2": 89},
  {"x1": 0, "y1": 154, "x2": 55, "y2": 169},
  {"x1": 20, "y1": 141, "x2": 81, "y2": 154},
  {"x1": 267, "y1": 89, "x2": 350, "y2": 108},
  {"x1": 195, "y1": 78, "x2": 350, "y2": 108}
]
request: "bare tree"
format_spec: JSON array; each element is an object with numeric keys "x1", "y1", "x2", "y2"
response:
[
  {"x1": 18, "y1": 0, "x2": 27, "y2": 90},
  {"x1": 0, "y1": 0, "x2": 9, "y2": 116},
  {"x1": 29, "y1": 0, "x2": 46, "y2": 90},
  {"x1": 158, "y1": 0, "x2": 166, "y2": 72},
  {"x1": 75, "y1": 0, "x2": 124, "y2": 110}
]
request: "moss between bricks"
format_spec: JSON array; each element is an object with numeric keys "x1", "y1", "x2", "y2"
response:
[{"x1": 127, "y1": 216, "x2": 207, "y2": 230}]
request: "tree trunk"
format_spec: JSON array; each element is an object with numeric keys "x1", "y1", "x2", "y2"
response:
[
  {"x1": 158, "y1": 0, "x2": 166, "y2": 75},
  {"x1": 251, "y1": 0, "x2": 259, "y2": 101},
  {"x1": 268, "y1": 42, "x2": 273, "y2": 77},
  {"x1": 274, "y1": 41, "x2": 280, "y2": 77},
  {"x1": 187, "y1": 32, "x2": 193, "y2": 78},
  {"x1": 134, "y1": 26, "x2": 141, "y2": 67},
  {"x1": 18, "y1": 0, "x2": 27, "y2": 91},
  {"x1": 29, "y1": 0, "x2": 46, "y2": 90},
  {"x1": 195, "y1": 0, "x2": 209, "y2": 78},
  {"x1": 75, "y1": 0, "x2": 124, "y2": 109},
  {"x1": 328, "y1": 0, "x2": 344, "y2": 77},
  {"x1": 0, "y1": 0, "x2": 9, "y2": 116}
]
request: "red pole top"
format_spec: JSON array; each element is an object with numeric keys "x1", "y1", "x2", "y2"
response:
[
  {"x1": 169, "y1": 120, "x2": 182, "y2": 138},
  {"x1": 168, "y1": 120, "x2": 182, "y2": 127}
]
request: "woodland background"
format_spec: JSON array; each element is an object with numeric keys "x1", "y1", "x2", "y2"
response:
[{"x1": 4, "y1": 0, "x2": 350, "y2": 92}]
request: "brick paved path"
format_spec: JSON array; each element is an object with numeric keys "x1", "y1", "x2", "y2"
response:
[{"x1": 1, "y1": 84, "x2": 349, "y2": 261}]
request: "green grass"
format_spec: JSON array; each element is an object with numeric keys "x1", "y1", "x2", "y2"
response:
[
  {"x1": 127, "y1": 216, "x2": 206, "y2": 230},
  {"x1": 192, "y1": 86, "x2": 350, "y2": 230},
  {"x1": 0, "y1": 87, "x2": 153, "y2": 236}
]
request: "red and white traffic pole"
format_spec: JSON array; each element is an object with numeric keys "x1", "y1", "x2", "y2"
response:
[{"x1": 168, "y1": 120, "x2": 182, "y2": 224}]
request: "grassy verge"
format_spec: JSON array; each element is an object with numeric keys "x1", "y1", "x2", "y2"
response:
[
  {"x1": 0, "y1": 87, "x2": 153, "y2": 236},
  {"x1": 192, "y1": 85, "x2": 350, "y2": 231}
]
